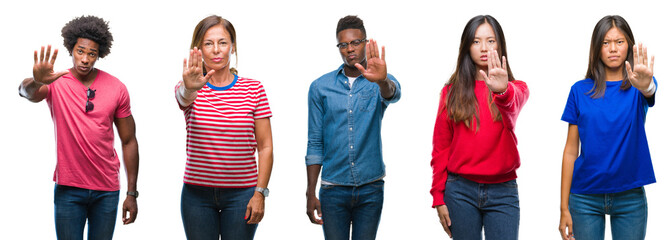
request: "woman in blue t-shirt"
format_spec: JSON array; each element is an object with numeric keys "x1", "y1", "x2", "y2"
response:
[{"x1": 558, "y1": 15, "x2": 657, "y2": 240}]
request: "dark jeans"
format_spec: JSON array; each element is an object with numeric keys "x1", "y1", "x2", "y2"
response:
[
  {"x1": 54, "y1": 184, "x2": 119, "y2": 240},
  {"x1": 181, "y1": 183, "x2": 257, "y2": 240},
  {"x1": 319, "y1": 180, "x2": 384, "y2": 240},
  {"x1": 443, "y1": 174, "x2": 520, "y2": 240}
]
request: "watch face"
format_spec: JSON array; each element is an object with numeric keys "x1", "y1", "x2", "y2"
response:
[{"x1": 256, "y1": 187, "x2": 269, "y2": 197}]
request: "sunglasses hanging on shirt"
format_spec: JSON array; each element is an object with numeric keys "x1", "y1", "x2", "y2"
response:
[{"x1": 85, "y1": 88, "x2": 96, "y2": 113}]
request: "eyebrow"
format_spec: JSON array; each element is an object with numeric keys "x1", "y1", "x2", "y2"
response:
[{"x1": 76, "y1": 45, "x2": 98, "y2": 52}]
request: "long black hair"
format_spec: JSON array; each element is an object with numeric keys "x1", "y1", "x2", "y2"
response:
[
  {"x1": 445, "y1": 15, "x2": 514, "y2": 129},
  {"x1": 586, "y1": 15, "x2": 634, "y2": 98}
]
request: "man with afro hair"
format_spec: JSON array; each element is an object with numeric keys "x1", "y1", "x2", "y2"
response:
[
  {"x1": 18, "y1": 15, "x2": 139, "y2": 240},
  {"x1": 305, "y1": 15, "x2": 401, "y2": 240}
]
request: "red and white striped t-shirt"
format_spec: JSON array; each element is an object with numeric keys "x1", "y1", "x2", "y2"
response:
[{"x1": 176, "y1": 76, "x2": 272, "y2": 188}]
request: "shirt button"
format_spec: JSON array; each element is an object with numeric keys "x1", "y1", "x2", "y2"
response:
[
  {"x1": 349, "y1": 94, "x2": 352, "y2": 97},
  {"x1": 350, "y1": 145, "x2": 353, "y2": 149},
  {"x1": 349, "y1": 127, "x2": 353, "y2": 131},
  {"x1": 351, "y1": 162, "x2": 355, "y2": 166},
  {"x1": 349, "y1": 110, "x2": 352, "y2": 113},
  {"x1": 344, "y1": 81, "x2": 348, "y2": 83}
]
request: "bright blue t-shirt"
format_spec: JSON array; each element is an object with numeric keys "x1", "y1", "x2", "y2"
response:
[{"x1": 561, "y1": 78, "x2": 657, "y2": 194}]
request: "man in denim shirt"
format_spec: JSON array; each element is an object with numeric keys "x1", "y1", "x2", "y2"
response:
[{"x1": 305, "y1": 15, "x2": 401, "y2": 240}]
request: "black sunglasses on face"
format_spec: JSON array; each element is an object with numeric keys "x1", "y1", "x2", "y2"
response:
[{"x1": 85, "y1": 88, "x2": 96, "y2": 113}]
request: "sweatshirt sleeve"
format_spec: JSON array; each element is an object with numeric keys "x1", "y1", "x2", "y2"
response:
[
  {"x1": 493, "y1": 80, "x2": 529, "y2": 131},
  {"x1": 430, "y1": 85, "x2": 453, "y2": 207}
]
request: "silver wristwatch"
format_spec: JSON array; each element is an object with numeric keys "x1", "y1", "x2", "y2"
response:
[{"x1": 255, "y1": 187, "x2": 269, "y2": 197}]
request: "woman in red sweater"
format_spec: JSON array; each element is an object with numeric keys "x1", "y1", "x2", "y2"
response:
[{"x1": 430, "y1": 15, "x2": 529, "y2": 239}]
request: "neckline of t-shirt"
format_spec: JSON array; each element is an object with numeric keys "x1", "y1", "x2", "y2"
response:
[
  {"x1": 68, "y1": 68, "x2": 100, "y2": 89},
  {"x1": 605, "y1": 80, "x2": 624, "y2": 86},
  {"x1": 206, "y1": 74, "x2": 238, "y2": 91}
]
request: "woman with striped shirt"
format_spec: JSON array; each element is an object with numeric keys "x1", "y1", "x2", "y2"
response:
[{"x1": 175, "y1": 15, "x2": 274, "y2": 240}]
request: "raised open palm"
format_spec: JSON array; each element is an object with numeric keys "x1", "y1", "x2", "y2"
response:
[
  {"x1": 33, "y1": 45, "x2": 69, "y2": 85},
  {"x1": 355, "y1": 39, "x2": 387, "y2": 83},
  {"x1": 182, "y1": 47, "x2": 215, "y2": 91},
  {"x1": 625, "y1": 43, "x2": 654, "y2": 91},
  {"x1": 479, "y1": 50, "x2": 509, "y2": 93}
]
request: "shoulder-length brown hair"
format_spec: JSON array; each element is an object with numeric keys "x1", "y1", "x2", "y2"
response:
[
  {"x1": 586, "y1": 15, "x2": 634, "y2": 98},
  {"x1": 444, "y1": 15, "x2": 514, "y2": 130},
  {"x1": 191, "y1": 15, "x2": 238, "y2": 75}
]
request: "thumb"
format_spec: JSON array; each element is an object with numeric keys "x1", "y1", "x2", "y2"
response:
[
  {"x1": 203, "y1": 70, "x2": 215, "y2": 81},
  {"x1": 316, "y1": 201, "x2": 322, "y2": 217},
  {"x1": 244, "y1": 204, "x2": 251, "y2": 220},
  {"x1": 479, "y1": 70, "x2": 489, "y2": 82},
  {"x1": 354, "y1": 63, "x2": 366, "y2": 73},
  {"x1": 625, "y1": 61, "x2": 633, "y2": 76}
]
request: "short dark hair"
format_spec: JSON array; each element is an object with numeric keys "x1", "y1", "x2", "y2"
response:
[
  {"x1": 336, "y1": 15, "x2": 366, "y2": 38},
  {"x1": 61, "y1": 15, "x2": 114, "y2": 58},
  {"x1": 585, "y1": 15, "x2": 634, "y2": 98}
]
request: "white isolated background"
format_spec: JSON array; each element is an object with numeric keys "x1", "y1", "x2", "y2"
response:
[{"x1": 0, "y1": 0, "x2": 669, "y2": 239}]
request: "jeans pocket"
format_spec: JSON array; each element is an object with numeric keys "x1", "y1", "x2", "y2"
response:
[
  {"x1": 446, "y1": 173, "x2": 459, "y2": 183},
  {"x1": 501, "y1": 179, "x2": 518, "y2": 188},
  {"x1": 370, "y1": 180, "x2": 385, "y2": 189}
]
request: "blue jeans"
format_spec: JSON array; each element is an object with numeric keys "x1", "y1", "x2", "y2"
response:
[
  {"x1": 181, "y1": 183, "x2": 257, "y2": 240},
  {"x1": 319, "y1": 180, "x2": 384, "y2": 240},
  {"x1": 569, "y1": 187, "x2": 647, "y2": 240},
  {"x1": 54, "y1": 184, "x2": 119, "y2": 240},
  {"x1": 443, "y1": 173, "x2": 519, "y2": 240}
]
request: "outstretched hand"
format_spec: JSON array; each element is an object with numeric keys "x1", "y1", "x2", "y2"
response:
[
  {"x1": 33, "y1": 45, "x2": 69, "y2": 85},
  {"x1": 355, "y1": 39, "x2": 387, "y2": 83},
  {"x1": 479, "y1": 49, "x2": 509, "y2": 93},
  {"x1": 625, "y1": 43, "x2": 654, "y2": 93},
  {"x1": 182, "y1": 47, "x2": 215, "y2": 92}
]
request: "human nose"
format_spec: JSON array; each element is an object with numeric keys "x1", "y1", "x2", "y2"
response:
[
  {"x1": 81, "y1": 55, "x2": 90, "y2": 65},
  {"x1": 480, "y1": 43, "x2": 488, "y2": 52},
  {"x1": 609, "y1": 42, "x2": 617, "y2": 52},
  {"x1": 346, "y1": 43, "x2": 356, "y2": 52}
]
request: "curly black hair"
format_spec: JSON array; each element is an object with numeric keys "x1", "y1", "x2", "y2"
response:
[
  {"x1": 336, "y1": 15, "x2": 366, "y2": 38},
  {"x1": 61, "y1": 15, "x2": 113, "y2": 58}
]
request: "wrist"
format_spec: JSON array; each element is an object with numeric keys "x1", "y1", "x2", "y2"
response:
[
  {"x1": 255, "y1": 187, "x2": 269, "y2": 197},
  {"x1": 126, "y1": 191, "x2": 139, "y2": 198},
  {"x1": 494, "y1": 86, "x2": 507, "y2": 95},
  {"x1": 642, "y1": 80, "x2": 656, "y2": 95}
]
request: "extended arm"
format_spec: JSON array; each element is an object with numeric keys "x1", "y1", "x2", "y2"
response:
[
  {"x1": 114, "y1": 115, "x2": 139, "y2": 225},
  {"x1": 246, "y1": 118, "x2": 274, "y2": 224},
  {"x1": 559, "y1": 124, "x2": 579, "y2": 240}
]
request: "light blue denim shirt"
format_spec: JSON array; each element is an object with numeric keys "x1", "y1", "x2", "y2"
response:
[{"x1": 306, "y1": 64, "x2": 401, "y2": 186}]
